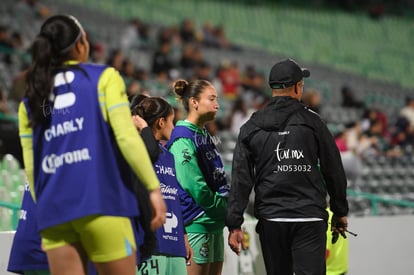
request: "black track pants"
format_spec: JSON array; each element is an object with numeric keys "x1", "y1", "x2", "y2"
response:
[{"x1": 256, "y1": 219, "x2": 328, "y2": 275}]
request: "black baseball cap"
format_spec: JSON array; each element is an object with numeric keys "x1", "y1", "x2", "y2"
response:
[{"x1": 268, "y1": 58, "x2": 310, "y2": 89}]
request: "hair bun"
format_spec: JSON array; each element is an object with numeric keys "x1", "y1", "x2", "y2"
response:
[
  {"x1": 172, "y1": 79, "x2": 188, "y2": 97},
  {"x1": 130, "y1": 94, "x2": 148, "y2": 115}
]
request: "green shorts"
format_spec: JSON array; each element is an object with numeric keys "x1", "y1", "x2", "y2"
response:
[
  {"x1": 137, "y1": 255, "x2": 186, "y2": 275},
  {"x1": 41, "y1": 215, "x2": 136, "y2": 262},
  {"x1": 188, "y1": 232, "x2": 224, "y2": 264}
]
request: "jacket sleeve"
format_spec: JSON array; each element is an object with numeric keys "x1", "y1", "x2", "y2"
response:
[
  {"x1": 140, "y1": 126, "x2": 160, "y2": 163},
  {"x1": 169, "y1": 137, "x2": 227, "y2": 215},
  {"x1": 225, "y1": 130, "x2": 255, "y2": 230},
  {"x1": 316, "y1": 120, "x2": 349, "y2": 217}
]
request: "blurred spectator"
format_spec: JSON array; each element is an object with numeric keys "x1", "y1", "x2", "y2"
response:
[
  {"x1": 227, "y1": 98, "x2": 252, "y2": 136},
  {"x1": 132, "y1": 66, "x2": 147, "y2": 81},
  {"x1": 105, "y1": 49, "x2": 124, "y2": 72},
  {"x1": 334, "y1": 124, "x2": 363, "y2": 181},
  {"x1": 154, "y1": 26, "x2": 180, "y2": 66},
  {"x1": 360, "y1": 107, "x2": 388, "y2": 136},
  {"x1": 399, "y1": 96, "x2": 414, "y2": 127},
  {"x1": 9, "y1": 31, "x2": 27, "y2": 63},
  {"x1": 201, "y1": 22, "x2": 219, "y2": 48},
  {"x1": 334, "y1": 125, "x2": 348, "y2": 152},
  {"x1": 390, "y1": 116, "x2": 414, "y2": 149},
  {"x1": 179, "y1": 43, "x2": 197, "y2": 70},
  {"x1": 152, "y1": 69, "x2": 171, "y2": 96},
  {"x1": 120, "y1": 18, "x2": 141, "y2": 52},
  {"x1": 120, "y1": 18, "x2": 153, "y2": 51},
  {"x1": 0, "y1": 25, "x2": 13, "y2": 64},
  {"x1": 120, "y1": 58, "x2": 137, "y2": 87},
  {"x1": 157, "y1": 27, "x2": 174, "y2": 45},
  {"x1": 217, "y1": 61, "x2": 240, "y2": 100},
  {"x1": 90, "y1": 42, "x2": 106, "y2": 64},
  {"x1": 362, "y1": 119, "x2": 401, "y2": 158},
  {"x1": 0, "y1": 88, "x2": 11, "y2": 116},
  {"x1": 241, "y1": 64, "x2": 258, "y2": 90},
  {"x1": 0, "y1": 88, "x2": 23, "y2": 166},
  {"x1": 14, "y1": 0, "x2": 51, "y2": 20},
  {"x1": 151, "y1": 40, "x2": 175, "y2": 77},
  {"x1": 190, "y1": 46, "x2": 204, "y2": 66},
  {"x1": 239, "y1": 69, "x2": 267, "y2": 111},
  {"x1": 9, "y1": 31, "x2": 29, "y2": 70},
  {"x1": 137, "y1": 22, "x2": 152, "y2": 49},
  {"x1": 10, "y1": 31, "x2": 25, "y2": 51},
  {"x1": 179, "y1": 43, "x2": 202, "y2": 79},
  {"x1": 126, "y1": 80, "x2": 143, "y2": 101},
  {"x1": 302, "y1": 88, "x2": 322, "y2": 114},
  {"x1": 253, "y1": 94, "x2": 270, "y2": 111},
  {"x1": 193, "y1": 60, "x2": 213, "y2": 81},
  {"x1": 212, "y1": 25, "x2": 230, "y2": 49},
  {"x1": 214, "y1": 25, "x2": 241, "y2": 51},
  {"x1": 9, "y1": 64, "x2": 29, "y2": 111},
  {"x1": 201, "y1": 22, "x2": 240, "y2": 51},
  {"x1": 344, "y1": 121, "x2": 369, "y2": 155},
  {"x1": 179, "y1": 18, "x2": 200, "y2": 44},
  {"x1": 341, "y1": 85, "x2": 365, "y2": 109}
]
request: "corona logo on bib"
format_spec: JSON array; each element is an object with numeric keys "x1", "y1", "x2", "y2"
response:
[{"x1": 41, "y1": 148, "x2": 91, "y2": 174}]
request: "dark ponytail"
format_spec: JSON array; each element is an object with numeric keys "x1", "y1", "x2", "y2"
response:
[
  {"x1": 26, "y1": 15, "x2": 83, "y2": 127},
  {"x1": 172, "y1": 79, "x2": 212, "y2": 112}
]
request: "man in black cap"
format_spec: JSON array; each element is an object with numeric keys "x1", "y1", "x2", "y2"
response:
[{"x1": 225, "y1": 58, "x2": 349, "y2": 275}]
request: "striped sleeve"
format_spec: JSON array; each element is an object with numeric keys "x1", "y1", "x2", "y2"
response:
[{"x1": 98, "y1": 67, "x2": 160, "y2": 191}]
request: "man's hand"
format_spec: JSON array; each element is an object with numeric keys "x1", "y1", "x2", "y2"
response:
[
  {"x1": 228, "y1": 229, "x2": 247, "y2": 256},
  {"x1": 331, "y1": 215, "x2": 348, "y2": 244}
]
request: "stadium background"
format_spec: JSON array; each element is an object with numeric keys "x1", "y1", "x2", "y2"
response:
[{"x1": 1, "y1": 0, "x2": 414, "y2": 274}]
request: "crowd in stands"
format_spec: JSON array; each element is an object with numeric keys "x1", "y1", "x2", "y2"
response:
[
  {"x1": 1, "y1": 0, "x2": 414, "y2": 176},
  {"x1": 321, "y1": 86, "x2": 414, "y2": 180},
  {"x1": 333, "y1": 92, "x2": 414, "y2": 159}
]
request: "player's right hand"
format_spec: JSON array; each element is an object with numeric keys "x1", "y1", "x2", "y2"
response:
[{"x1": 149, "y1": 188, "x2": 166, "y2": 231}]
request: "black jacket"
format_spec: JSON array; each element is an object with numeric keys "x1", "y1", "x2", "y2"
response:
[
  {"x1": 113, "y1": 126, "x2": 160, "y2": 260},
  {"x1": 225, "y1": 96, "x2": 348, "y2": 229}
]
